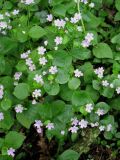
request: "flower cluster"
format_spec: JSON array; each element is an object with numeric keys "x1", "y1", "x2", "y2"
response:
[
  {"x1": 81, "y1": 33, "x2": 94, "y2": 48},
  {"x1": 34, "y1": 120, "x2": 54, "y2": 133},
  {"x1": 0, "y1": 13, "x2": 12, "y2": 35},
  {"x1": 94, "y1": 67, "x2": 104, "y2": 79}
]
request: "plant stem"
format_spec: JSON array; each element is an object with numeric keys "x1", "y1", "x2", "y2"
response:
[{"x1": 77, "y1": 0, "x2": 86, "y2": 34}]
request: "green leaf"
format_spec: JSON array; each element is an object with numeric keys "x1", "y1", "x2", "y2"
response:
[
  {"x1": 93, "y1": 43, "x2": 113, "y2": 59},
  {"x1": 95, "y1": 102, "x2": 110, "y2": 114},
  {"x1": 115, "y1": 0, "x2": 120, "y2": 11},
  {"x1": 56, "y1": 69, "x2": 70, "y2": 84},
  {"x1": 68, "y1": 78, "x2": 80, "y2": 90},
  {"x1": 60, "y1": 84, "x2": 74, "y2": 101},
  {"x1": 104, "y1": 131, "x2": 113, "y2": 140},
  {"x1": 102, "y1": 87, "x2": 114, "y2": 98},
  {"x1": 52, "y1": 4, "x2": 67, "y2": 17},
  {"x1": 39, "y1": 100, "x2": 65, "y2": 121},
  {"x1": 72, "y1": 91, "x2": 93, "y2": 106},
  {"x1": 44, "y1": 81, "x2": 60, "y2": 95},
  {"x1": 71, "y1": 48, "x2": 91, "y2": 60},
  {"x1": 53, "y1": 50, "x2": 72, "y2": 67},
  {"x1": 17, "y1": 104, "x2": 40, "y2": 128},
  {"x1": 4, "y1": 131, "x2": 25, "y2": 149},
  {"x1": 29, "y1": 26, "x2": 46, "y2": 39},
  {"x1": 0, "y1": 112, "x2": 14, "y2": 130},
  {"x1": 81, "y1": 62, "x2": 94, "y2": 83},
  {"x1": 0, "y1": 55, "x2": 5, "y2": 75},
  {"x1": 1, "y1": 99, "x2": 12, "y2": 111},
  {"x1": 111, "y1": 33, "x2": 120, "y2": 44},
  {"x1": 16, "y1": 29, "x2": 28, "y2": 43},
  {"x1": 110, "y1": 97, "x2": 120, "y2": 110},
  {"x1": 58, "y1": 149, "x2": 80, "y2": 160},
  {"x1": 13, "y1": 83, "x2": 30, "y2": 100},
  {"x1": 0, "y1": 37, "x2": 18, "y2": 55}
]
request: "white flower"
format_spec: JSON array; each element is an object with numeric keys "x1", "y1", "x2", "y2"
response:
[
  {"x1": 99, "y1": 125, "x2": 105, "y2": 131},
  {"x1": 54, "y1": 19, "x2": 66, "y2": 29},
  {"x1": 81, "y1": 0, "x2": 88, "y2": 4},
  {"x1": 65, "y1": 17, "x2": 69, "y2": 21},
  {"x1": 74, "y1": 13, "x2": 81, "y2": 21},
  {"x1": 15, "y1": 104, "x2": 24, "y2": 113},
  {"x1": 5, "y1": 12, "x2": 10, "y2": 17},
  {"x1": 14, "y1": 72, "x2": 22, "y2": 80},
  {"x1": 21, "y1": 0, "x2": 35, "y2": 5},
  {"x1": 77, "y1": 26, "x2": 82, "y2": 32},
  {"x1": 54, "y1": 46, "x2": 58, "y2": 50},
  {"x1": 0, "y1": 112, "x2": 4, "y2": 121},
  {"x1": 85, "y1": 103, "x2": 93, "y2": 113},
  {"x1": 69, "y1": 126, "x2": 79, "y2": 133},
  {"x1": 39, "y1": 57, "x2": 47, "y2": 65},
  {"x1": 0, "y1": 21, "x2": 7, "y2": 29},
  {"x1": 46, "y1": 123, "x2": 54, "y2": 130},
  {"x1": 0, "y1": 14, "x2": 4, "y2": 20},
  {"x1": 91, "y1": 122, "x2": 99, "y2": 127},
  {"x1": 0, "y1": 85, "x2": 4, "y2": 99},
  {"x1": 32, "y1": 89, "x2": 41, "y2": 98},
  {"x1": 42, "y1": 71, "x2": 47, "y2": 76},
  {"x1": 38, "y1": 46, "x2": 46, "y2": 55},
  {"x1": 74, "y1": 69, "x2": 83, "y2": 77},
  {"x1": 29, "y1": 64, "x2": 36, "y2": 71},
  {"x1": 49, "y1": 66, "x2": 58, "y2": 74},
  {"x1": 110, "y1": 83, "x2": 114, "y2": 88},
  {"x1": 61, "y1": 130, "x2": 65, "y2": 135},
  {"x1": 81, "y1": 39, "x2": 90, "y2": 48},
  {"x1": 44, "y1": 40, "x2": 48, "y2": 46},
  {"x1": 54, "y1": 36, "x2": 63, "y2": 45},
  {"x1": 106, "y1": 124, "x2": 112, "y2": 132},
  {"x1": 94, "y1": 67, "x2": 104, "y2": 79},
  {"x1": 118, "y1": 74, "x2": 120, "y2": 79},
  {"x1": 70, "y1": 13, "x2": 81, "y2": 24},
  {"x1": 7, "y1": 148, "x2": 15, "y2": 157},
  {"x1": 22, "y1": 31, "x2": 26, "y2": 34},
  {"x1": 34, "y1": 120, "x2": 43, "y2": 128},
  {"x1": 96, "y1": 109, "x2": 105, "y2": 116},
  {"x1": 14, "y1": 81, "x2": 18, "y2": 86},
  {"x1": 89, "y1": 2, "x2": 95, "y2": 8},
  {"x1": 85, "y1": 33, "x2": 94, "y2": 42},
  {"x1": 32, "y1": 99, "x2": 37, "y2": 104},
  {"x1": 116, "y1": 87, "x2": 120, "y2": 94},
  {"x1": 34, "y1": 74, "x2": 44, "y2": 84},
  {"x1": 25, "y1": 58, "x2": 33, "y2": 66},
  {"x1": 79, "y1": 119, "x2": 88, "y2": 128},
  {"x1": 12, "y1": 9, "x2": 19, "y2": 15},
  {"x1": 47, "y1": 14, "x2": 53, "y2": 22},
  {"x1": 71, "y1": 117, "x2": 79, "y2": 126},
  {"x1": 21, "y1": 52, "x2": 29, "y2": 59},
  {"x1": 102, "y1": 80, "x2": 109, "y2": 87}
]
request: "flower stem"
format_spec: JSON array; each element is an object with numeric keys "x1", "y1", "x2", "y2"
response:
[{"x1": 77, "y1": 0, "x2": 86, "y2": 34}]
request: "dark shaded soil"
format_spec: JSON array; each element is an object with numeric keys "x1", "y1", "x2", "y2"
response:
[{"x1": 14, "y1": 126, "x2": 120, "y2": 160}]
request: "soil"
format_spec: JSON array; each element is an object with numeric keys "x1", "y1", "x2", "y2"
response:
[{"x1": 14, "y1": 126, "x2": 120, "y2": 160}]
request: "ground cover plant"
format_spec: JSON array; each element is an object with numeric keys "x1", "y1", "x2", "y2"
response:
[{"x1": 0, "y1": 0, "x2": 120, "y2": 159}]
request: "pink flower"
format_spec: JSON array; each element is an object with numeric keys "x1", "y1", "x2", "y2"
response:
[
  {"x1": 0, "y1": 112, "x2": 4, "y2": 121},
  {"x1": 47, "y1": 14, "x2": 53, "y2": 22},
  {"x1": 69, "y1": 126, "x2": 79, "y2": 133},
  {"x1": 7, "y1": 148, "x2": 15, "y2": 157}
]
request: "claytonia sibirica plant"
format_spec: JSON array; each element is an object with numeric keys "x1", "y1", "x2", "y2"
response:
[{"x1": 1, "y1": 0, "x2": 120, "y2": 159}]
